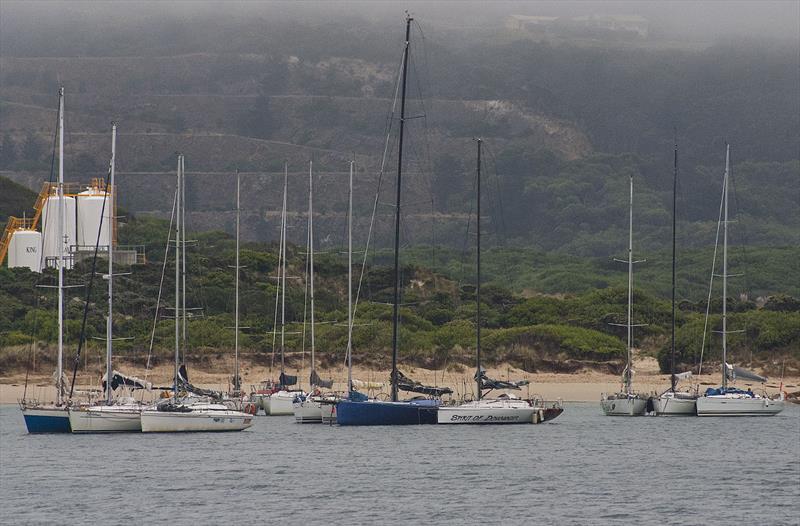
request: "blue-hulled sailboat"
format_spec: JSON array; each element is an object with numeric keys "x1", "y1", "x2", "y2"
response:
[
  {"x1": 337, "y1": 15, "x2": 451, "y2": 426},
  {"x1": 21, "y1": 87, "x2": 71, "y2": 433}
]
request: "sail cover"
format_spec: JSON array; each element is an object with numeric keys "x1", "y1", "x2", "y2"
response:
[
  {"x1": 102, "y1": 370, "x2": 152, "y2": 391},
  {"x1": 177, "y1": 365, "x2": 222, "y2": 399},
  {"x1": 726, "y1": 363, "x2": 767, "y2": 383},
  {"x1": 352, "y1": 379, "x2": 384, "y2": 390},
  {"x1": 310, "y1": 369, "x2": 333, "y2": 389},
  {"x1": 279, "y1": 372, "x2": 298, "y2": 387},
  {"x1": 396, "y1": 370, "x2": 453, "y2": 397},
  {"x1": 477, "y1": 368, "x2": 530, "y2": 391},
  {"x1": 674, "y1": 371, "x2": 693, "y2": 381}
]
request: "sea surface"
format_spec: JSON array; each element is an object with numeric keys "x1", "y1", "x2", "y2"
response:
[{"x1": 1, "y1": 402, "x2": 798, "y2": 525}]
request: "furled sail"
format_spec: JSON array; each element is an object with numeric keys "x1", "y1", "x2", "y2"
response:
[
  {"x1": 476, "y1": 368, "x2": 530, "y2": 391},
  {"x1": 352, "y1": 379, "x2": 384, "y2": 390},
  {"x1": 396, "y1": 370, "x2": 453, "y2": 397},
  {"x1": 177, "y1": 364, "x2": 222, "y2": 400},
  {"x1": 102, "y1": 370, "x2": 152, "y2": 391},
  {"x1": 725, "y1": 363, "x2": 766, "y2": 383},
  {"x1": 279, "y1": 372, "x2": 298, "y2": 387},
  {"x1": 310, "y1": 369, "x2": 333, "y2": 389}
]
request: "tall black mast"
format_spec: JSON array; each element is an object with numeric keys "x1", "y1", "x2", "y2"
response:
[
  {"x1": 391, "y1": 15, "x2": 412, "y2": 402},
  {"x1": 476, "y1": 139, "x2": 482, "y2": 401},
  {"x1": 670, "y1": 137, "x2": 678, "y2": 392}
]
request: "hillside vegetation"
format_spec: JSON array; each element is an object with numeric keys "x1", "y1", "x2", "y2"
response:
[{"x1": 1, "y1": 215, "x2": 797, "y2": 377}]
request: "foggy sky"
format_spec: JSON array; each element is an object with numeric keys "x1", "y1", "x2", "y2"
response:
[{"x1": 2, "y1": 0, "x2": 798, "y2": 45}]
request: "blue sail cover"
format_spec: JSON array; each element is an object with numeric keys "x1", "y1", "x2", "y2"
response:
[
  {"x1": 310, "y1": 370, "x2": 333, "y2": 389},
  {"x1": 476, "y1": 368, "x2": 530, "y2": 391},
  {"x1": 177, "y1": 365, "x2": 222, "y2": 400},
  {"x1": 396, "y1": 370, "x2": 453, "y2": 397},
  {"x1": 704, "y1": 387, "x2": 756, "y2": 397},
  {"x1": 279, "y1": 372, "x2": 298, "y2": 387}
]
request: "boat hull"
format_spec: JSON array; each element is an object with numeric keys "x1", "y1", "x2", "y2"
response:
[
  {"x1": 601, "y1": 396, "x2": 647, "y2": 416},
  {"x1": 696, "y1": 396, "x2": 784, "y2": 416},
  {"x1": 22, "y1": 406, "x2": 71, "y2": 433},
  {"x1": 69, "y1": 406, "x2": 142, "y2": 433},
  {"x1": 140, "y1": 410, "x2": 253, "y2": 432},
  {"x1": 266, "y1": 391, "x2": 304, "y2": 415},
  {"x1": 319, "y1": 401, "x2": 337, "y2": 424},
  {"x1": 293, "y1": 399, "x2": 323, "y2": 423},
  {"x1": 336, "y1": 399, "x2": 439, "y2": 426},
  {"x1": 438, "y1": 404, "x2": 536, "y2": 424},
  {"x1": 653, "y1": 395, "x2": 697, "y2": 416}
]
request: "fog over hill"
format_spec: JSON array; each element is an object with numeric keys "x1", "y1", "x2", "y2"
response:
[{"x1": 0, "y1": 0, "x2": 797, "y2": 256}]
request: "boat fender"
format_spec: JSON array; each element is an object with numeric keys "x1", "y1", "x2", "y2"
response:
[{"x1": 538, "y1": 409, "x2": 544, "y2": 423}]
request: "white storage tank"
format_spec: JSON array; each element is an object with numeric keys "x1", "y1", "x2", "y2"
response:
[
  {"x1": 7, "y1": 229, "x2": 43, "y2": 273},
  {"x1": 41, "y1": 194, "x2": 76, "y2": 269},
  {"x1": 76, "y1": 187, "x2": 112, "y2": 249}
]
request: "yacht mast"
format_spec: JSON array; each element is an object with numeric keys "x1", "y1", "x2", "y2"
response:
[
  {"x1": 390, "y1": 14, "x2": 412, "y2": 403},
  {"x1": 722, "y1": 144, "x2": 730, "y2": 390},
  {"x1": 105, "y1": 123, "x2": 116, "y2": 404},
  {"x1": 670, "y1": 139, "x2": 677, "y2": 392},
  {"x1": 234, "y1": 170, "x2": 240, "y2": 393},
  {"x1": 476, "y1": 139, "x2": 482, "y2": 401},
  {"x1": 181, "y1": 156, "x2": 187, "y2": 364},
  {"x1": 625, "y1": 174, "x2": 634, "y2": 395},
  {"x1": 174, "y1": 155, "x2": 182, "y2": 398},
  {"x1": 56, "y1": 87, "x2": 64, "y2": 406},
  {"x1": 346, "y1": 160, "x2": 354, "y2": 395},
  {"x1": 280, "y1": 163, "x2": 288, "y2": 379},
  {"x1": 308, "y1": 161, "x2": 316, "y2": 386}
]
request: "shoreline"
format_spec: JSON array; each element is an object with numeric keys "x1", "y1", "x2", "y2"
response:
[{"x1": 3, "y1": 356, "x2": 795, "y2": 405}]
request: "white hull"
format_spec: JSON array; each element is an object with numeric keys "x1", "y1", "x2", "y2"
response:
[
  {"x1": 140, "y1": 409, "x2": 253, "y2": 432},
  {"x1": 293, "y1": 399, "x2": 323, "y2": 423},
  {"x1": 250, "y1": 393, "x2": 268, "y2": 413},
  {"x1": 69, "y1": 406, "x2": 142, "y2": 433},
  {"x1": 319, "y1": 402, "x2": 337, "y2": 424},
  {"x1": 266, "y1": 391, "x2": 304, "y2": 416},
  {"x1": 696, "y1": 395, "x2": 784, "y2": 416},
  {"x1": 601, "y1": 396, "x2": 647, "y2": 416},
  {"x1": 438, "y1": 399, "x2": 542, "y2": 424},
  {"x1": 653, "y1": 394, "x2": 697, "y2": 416}
]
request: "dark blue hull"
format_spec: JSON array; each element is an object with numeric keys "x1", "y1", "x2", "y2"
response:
[
  {"x1": 336, "y1": 399, "x2": 439, "y2": 426},
  {"x1": 22, "y1": 407, "x2": 71, "y2": 433}
]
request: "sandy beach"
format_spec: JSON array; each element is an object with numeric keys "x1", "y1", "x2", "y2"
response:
[{"x1": 2, "y1": 355, "x2": 795, "y2": 405}]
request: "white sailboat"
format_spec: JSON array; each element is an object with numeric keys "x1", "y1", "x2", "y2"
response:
[
  {"x1": 320, "y1": 159, "x2": 358, "y2": 425},
  {"x1": 601, "y1": 173, "x2": 647, "y2": 416},
  {"x1": 439, "y1": 140, "x2": 562, "y2": 425},
  {"x1": 294, "y1": 161, "x2": 327, "y2": 423},
  {"x1": 69, "y1": 123, "x2": 145, "y2": 433},
  {"x1": 695, "y1": 145, "x2": 784, "y2": 417},
  {"x1": 265, "y1": 163, "x2": 306, "y2": 416},
  {"x1": 654, "y1": 139, "x2": 697, "y2": 416},
  {"x1": 141, "y1": 155, "x2": 253, "y2": 432},
  {"x1": 21, "y1": 87, "x2": 71, "y2": 433}
]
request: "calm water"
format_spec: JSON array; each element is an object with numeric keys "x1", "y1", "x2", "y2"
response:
[{"x1": 1, "y1": 403, "x2": 798, "y2": 525}]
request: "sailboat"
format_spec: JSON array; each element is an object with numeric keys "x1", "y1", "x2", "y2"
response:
[
  {"x1": 69, "y1": 123, "x2": 146, "y2": 432},
  {"x1": 438, "y1": 140, "x2": 563, "y2": 425},
  {"x1": 293, "y1": 161, "x2": 332, "y2": 423},
  {"x1": 140, "y1": 155, "x2": 253, "y2": 432},
  {"x1": 654, "y1": 139, "x2": 697, "y2": 416},
  {"x1": 337, "y1": 16, "x2": 452, "y2": 426},
  {"x1": 21, "y1": 87, "x2": 71, "y2": 433},
  {"x1": 264, "y1": 163, "x2": 306, "y2": 416},
  {"x1": 600, "y1": 173, "x2": 648, "y2": 416},
  {"x1": 695, "y1": 145, "x2": 784, "y2": 417}
]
